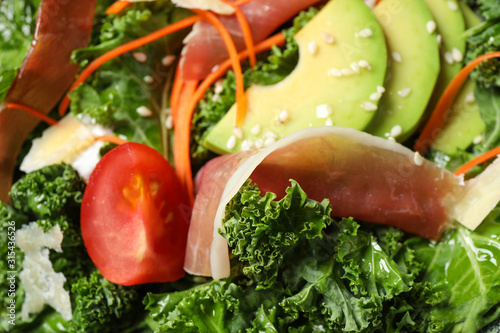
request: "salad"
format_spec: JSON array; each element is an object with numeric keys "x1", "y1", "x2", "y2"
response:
[{"x1": 2, "y1": 0, "x2": 500, "y2": 331}]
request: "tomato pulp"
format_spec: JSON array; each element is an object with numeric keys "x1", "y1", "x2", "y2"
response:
[{"x1": 81, "y1": 142, "x2": 191, "y2": 286}]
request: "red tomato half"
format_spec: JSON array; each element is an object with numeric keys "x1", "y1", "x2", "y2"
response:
[{"x1": 81, "y1": 142, "x2": 191, "y2": 286}]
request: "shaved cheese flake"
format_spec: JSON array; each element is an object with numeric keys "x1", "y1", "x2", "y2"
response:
[{"x1": 16, "y1": 223, "x2": 72, "y2": 321}]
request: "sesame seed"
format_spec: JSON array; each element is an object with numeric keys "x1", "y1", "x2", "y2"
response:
[
  {"x1": 397, "y1": 88, "x2": 412, "y2": 98},
  {"x1": 465, "y1": 91, "x2": 475, "y2": 104},
  {"x1": 214, "y1": 80, "x2": 224, "y2": 94},
  {"x1": 211, "y1": 64, "x2": 220, "y2": 73},
  {"x1": 278, "y1": 110, "x2": 289, "y2": 123},
  {"x1": 118, "y1": 134, "x2": 128, "y2": 140},
  {"x1": 377, "y1": 85, "x2": 386, "y2": 94},
  {"x1": 321, "y1": 32, "x2": 335, "y2": 44},
  {"x1": 255, "y1": 139, "x2": 264, "y2": 149},
  {"x1": 233, "y1": 126, "x2": 243, "y2": 139},
  {"x1": 325, "y1": 118, "x2": 333, "y2": 126},
  {"x1": 241, "y1": 139, "x2": 254, "y2": 151},
  {"x1": 308, "y1": 41, "x2": 318, "y2": 55},
  {"x1": 350, "y1": 62, "x2": 360, "y2": 73},
  {"x1": 226, "y1": 135, "x2": 237, "y2": 150},
  {"x1": 447, "y1": 0, "x2": 458, "y2": 11},
  {"x1": 165, "y1": 115, "x2": 173, "y2": 129},
  {"x1": 136, "y1": 106, "x2": 152, "y2": 117},
  {"x1": 212, "y1": 94, "x2": 220, "y2": 102},
  {"x1": 263, "y1": 131, "x2": 278, "y2": 139},
  {"x1": 444, "y1": 52, "x2": 454, "y2": 65},
  {"x1": 361, "y1": 101, "x2": 378, "y2": 111},
  {"x1": 392, "y1": 52, "x2": 402, "y2": 63},
  {"x1": 251, "y1": 124, "x2": 261, "y2": 135},
  {"x1": 370, "y1": 92, "x2": 382, "y2": 101},
  {"x1": 316, "y1": 104, "x2": 332, "y2": 118},
  {"x1": 473, "y1": 134, "x2": 483, "y2": 144},
  {"x1": 340, "y1": 68, "x2": 354, "y2": 76},
  {"x1": 358, "y1": 28, "x2": 373, "y2": 38},
  {"x1": 390, "y1": 124, "x2": 402, "y2": 138},
  {"x1": 328, "y1": 68, "x2": 342, "y2": 77},
  {"x1": 162, "y1": 55, "x2": 176, "y2": 66},
  {"x1": 457, "y1": 174, "x2": 465, "y2": 186},
  {"x1": 489, "y1": 36, "x2": 495, "y2": 44},
  {"x1": 387, "y1": 136, "x2": 396, "y2": 142},
  {"x1": 426, "y1": 21, "x2": 436, "y2": 34},
  {"x1": 144, "y1": 75, "x2": 154, "y2": 84},
  {"x1": 413, "y1": 152, "x2": 424, "y2": 166},
  {"x1": 436, "y1": 34, "x2": 442, "y2": 46},
  {"x1": 452, "y1": 47, "x2": 463, "y2": 62},
  {"x1": 264, "y1": 137, "x2": 276, "y2": 147},
  {"x1": 358, "y1": 60, "x2": 372, "y2": 70},
  {"x1": 132, "y1": 52, "x2": 148, "y2": 63}
]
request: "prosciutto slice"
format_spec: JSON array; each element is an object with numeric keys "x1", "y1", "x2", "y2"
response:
[
  {"x1": 184, "y1": 127, "x2": 495, "y2": 279},
  {"x1": 0, "y1": 0, "x2": 96, "y2": 203},
  {"x1": 179, "y1": 0, "x2": 321, "y2": 81}
]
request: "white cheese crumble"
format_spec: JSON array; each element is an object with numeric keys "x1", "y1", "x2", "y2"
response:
[{"x1": 16, "y1": 223, "x2": 72, "y2": 321}]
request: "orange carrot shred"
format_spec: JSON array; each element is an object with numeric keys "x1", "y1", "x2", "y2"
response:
[
  {"x1": 454, "y1": 146, "x2": 500, "y2": 176},
  {"x1": 94, "y1": 134, "x2": 129, "y2": 145},
  {"x1": 414, "y1": 51, "x2": 500, "y2": 155},
  {"x1": 106, "y1": 0, "x2": 132, "y2": 15},
  {"x1": 173, "y1": 80, "x2": 199, "y2": 205},
  {"x1": 172, "y1": 33, "x2": 285, "y2": 203},
  {"x1": 192, "y1": 9, "x2": 247, "y2": 127},
  {"x1": 170, "y1": 63, "x2": 185, "y2": 122},
  {"x1": 7, "y1": 103, "x2": 58, "y2": 126},
  {"x1": 223, "y1": 0, "x2": 256, "y2": 67},
  {"x1": 58, "y1": 15, "x2": 201, "y2": 116}
]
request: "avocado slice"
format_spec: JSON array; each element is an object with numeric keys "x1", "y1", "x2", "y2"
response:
[
  {"x1": 367, "y1": 0, "x2": 440, "y2": 140},
  {"x1": 430, "y1": 3, "x2": 486, "y2": 154},
  {"x1": 422, "y1": 0, "x2": 466, "y2": 112},
  {"x1": 204, "y1": 0, "x2": 387, "y2": 154}
]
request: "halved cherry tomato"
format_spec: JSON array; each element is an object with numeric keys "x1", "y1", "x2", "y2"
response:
[{"x1": 81, "y1": 142, "x2": 191, "y2": 286}]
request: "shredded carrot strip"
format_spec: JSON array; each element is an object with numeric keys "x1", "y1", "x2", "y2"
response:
[
  {"x1": 7, "y1": 103, "x2": 58, "y2": 126},
  {"x1": 173, "y1": 81, "x2": 199, "y2": 205},
  {"x1": 94, "y1": 134, "x2": 128, "y2": 145},
  {"x1": 233, "y1": 0, "x2": 255, "y2": 6},
  {"x1": 192, "y1": 9, "x2": 247, "y2": 127},
  {"x1": 454, "y1": 146, "x2": 500, "y2": 175},
  {"x1": 170, "y1": 63, "x2": 185, "y2": 121},
  {"x1": 106, "y1": 0, "x2": 132, "y2": 15},
  {"x1": 58, "y1": 15, "x2": 201, "y2": 116},
  {"x1": 414, "y1": 51, "x2": 500, "y2": 155},
  {"x1": 172, "y1": 33, "x2": 285, "y2": 203},
  {"x1": 223, "y1": 0, "x2": 256, "y2": 68}
]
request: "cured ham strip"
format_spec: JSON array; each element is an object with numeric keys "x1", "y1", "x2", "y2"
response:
[
  {"x1": 179, "y1": 0, "x2": 321, "y2": 81},
  {"x1": 0, "y1": 0, "x2": 96, "y2": 203},
  {"x1": 185, "y1": 127, "x2": 474, "y2": 279}
]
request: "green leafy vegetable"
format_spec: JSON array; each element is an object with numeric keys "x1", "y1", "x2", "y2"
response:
[
  {"x1": 464, "y1": 0, "x2": 500, "y2": 90},
  {"x1": 147, "y1": 180, "x2": 437, "y2": 332},
  {"x1": 70, "y1": 1, "x2": 191, "y2": 155},
  {"x1": 0, "y1": 0, "x2": 40, "y2": 103},
  {"x1": 407, "y1": 207, "x2": 500, "y2": 331}
]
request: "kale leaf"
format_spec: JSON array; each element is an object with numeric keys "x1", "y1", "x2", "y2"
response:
[{"x1": 146, "y1": 180, "x2": 436, "y2": 332}]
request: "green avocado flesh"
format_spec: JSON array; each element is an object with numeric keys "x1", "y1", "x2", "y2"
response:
[
  {"x1": 204, "y1": 0, "x2": 387, "y2": 154},
  {"x1": 422, "y1": 0, "x2": 467, "y2": 116},
  {"x1": 367, "y1": 0, "x2": 440, "y2": 140},
  {"x1": 430, "y1": 3, "x2": 486, "y2": 154}
]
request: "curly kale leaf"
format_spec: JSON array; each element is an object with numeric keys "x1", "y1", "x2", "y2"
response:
[
  {"x1": 221, "y1": 179, "x2": 332, "y2": 290},
  {"x1": 67, "y1": 271, "x2": 143, "y2": 333},
  {"x1": 8, "y1": 164, "x2": 93, "y2": 286},
  {"x1": 464, "y1": 0, "x2": 500, "y2": 90}
]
